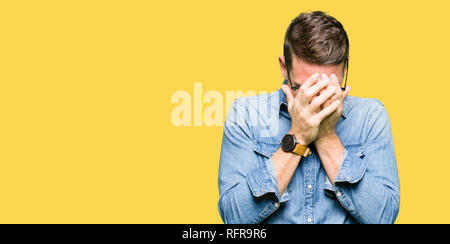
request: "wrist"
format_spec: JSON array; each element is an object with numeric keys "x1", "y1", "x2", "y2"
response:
[
  {"x1": 314, "y1": 132, "x2": 339, "y2": 147},
  {"x1": 288, "y1": 129, "x2": 308, "y2": 145}
]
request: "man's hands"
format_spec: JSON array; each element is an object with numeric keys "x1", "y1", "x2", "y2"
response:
[
  {"x1": 281, "y1": 73, "x2": 341, "y2": 146},
  {"x1": 279, "y1": 72, "x2": 350, "y2": 186},
  {"x1": 315, "y1": 73, "x2": 350, "y2": 143},
  {"x1": 275, "y1": 72, "x2": 349, "y2": 193}
]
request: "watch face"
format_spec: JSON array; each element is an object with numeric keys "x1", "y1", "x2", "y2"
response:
[{"x1": 281, "y1": 134, "x2": 296, "y2": 152}]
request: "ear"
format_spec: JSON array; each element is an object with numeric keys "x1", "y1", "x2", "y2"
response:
[{"x1": 278, "y1": 56, "x2": 288, "y2": 81}]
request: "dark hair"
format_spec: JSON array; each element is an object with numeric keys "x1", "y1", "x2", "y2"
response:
[{"x1": 284, "y1": 11, "x2": 349, "y2": 70}]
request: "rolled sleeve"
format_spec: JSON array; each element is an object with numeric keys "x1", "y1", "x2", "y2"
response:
[
  {"x1": 247, "y1": 157, "x2": 291, "y2": 203},
  {"x1": 323, "y1": 148, "x2": 367, "y2": 195},
  {"x1": 334, "y1": 148, "x2": 368, "y2": 184}
]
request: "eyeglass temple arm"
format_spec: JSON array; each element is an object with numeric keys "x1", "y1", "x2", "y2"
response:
[
  {"x1": 341, "y1": 58, "x2": 349, "y2": 91},
  {"x1": 285, "y1": 62, "x2": 298, "y2": 91}
]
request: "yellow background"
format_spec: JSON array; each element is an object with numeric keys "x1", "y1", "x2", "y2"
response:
[{"x1": 0, "y1": 0, "x2": 449, "y2": 224}]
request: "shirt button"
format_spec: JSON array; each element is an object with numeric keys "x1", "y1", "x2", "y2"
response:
[
  {"x1": 336, "y1": 191, "x2": 342, "y2": 197},
  {"x1": 274, "y1": 202, "x2": 280, "y2": 208},
  {"x1": 307, "y1": 218, "x2": 312, "y2": 223},
  {"x1": 307, "y1": 185, "x2": 312, "y2": 189}
]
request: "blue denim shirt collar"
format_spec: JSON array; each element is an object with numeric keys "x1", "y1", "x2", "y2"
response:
[{"x1": 278, "y1": 79, "x2": 349, "y2": 119}]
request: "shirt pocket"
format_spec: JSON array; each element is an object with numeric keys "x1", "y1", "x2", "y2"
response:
[{"x1": 253, "y1": 137, "x2": 280, "y2": 158}]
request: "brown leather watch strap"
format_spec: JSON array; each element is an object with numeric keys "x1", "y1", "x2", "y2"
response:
[{"x1": 293, "y1": 143, "x2": 311, "y2": 157}]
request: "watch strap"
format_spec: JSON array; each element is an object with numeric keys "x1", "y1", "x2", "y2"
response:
[{"x1": 292, "y1": 143, "x2": 311, "y2": 157}]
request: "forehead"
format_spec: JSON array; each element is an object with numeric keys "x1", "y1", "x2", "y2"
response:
[{"x1": 291, "y1": 58, "x2": 344, "y2": 83}]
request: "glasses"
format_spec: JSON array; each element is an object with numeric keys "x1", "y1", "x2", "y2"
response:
[{"x1": 286, "y1": 58, "x2": 349, "y2": 91}]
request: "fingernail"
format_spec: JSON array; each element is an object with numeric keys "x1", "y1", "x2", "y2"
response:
[
  {"x1": 321, "y1": 73, "x2": 329, "y2": 80},
  {"x1": 331, "y1": 74, "x2": 337, "y2": 80},
  {"x1": 312, "y1": 73, "x2": 319, "y2": 78}
]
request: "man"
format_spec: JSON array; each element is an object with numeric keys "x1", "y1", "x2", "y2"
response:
[{"x1": 218, "y1": 11, "x2": 400, "y2": 224}]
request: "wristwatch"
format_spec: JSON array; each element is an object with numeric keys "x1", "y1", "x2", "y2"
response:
[{"x1": 280, "y1": 134, "x2": 311, "y2": 157}]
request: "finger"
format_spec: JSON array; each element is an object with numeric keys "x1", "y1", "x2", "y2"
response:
[
  {"x1": 328, "y1": 93, "x2": 339, "y2": 105},
  {"x1": 310, "y1": 86, "x2": 337, "y2": 110},
  {"x1": 321, "y1": 73, "x2": 330, "y2": 83},
  {"x1": 300, "y1": 73, "x2": 320, "y2": 90},
  {"x1": 325, "y1": 74, "x2": 342, "y2": 101},
  {"x1": 341, "y1": 85, "x2": 351, "y2": 99},
  {"x1": 316, "y1": 100, "x2": 341, "y2": 121},
  {"x1": 322, "y1": 76, "x2": 342, "y2": 106},
  {"x1": 320, "y1": 85, "x2": 335, "y2": 106},
  {"x1": 304, "y1": 75, "x2": 330, "y2": 101},
  {"x1": 330, "y1": 73, "x2": 339, "y2": 86},
  {"x1": 320, "y1": 89, "x2": 329, "y2": 108},
  {"x1": 281, "y1": 84, "x2": 295, "y2": 105},
  {"x1": 329, "y1": 84, "x2": 340, "y2": 101},
  {"x1": 328, "y1": 74, "x2": 342, "y2": 94}
]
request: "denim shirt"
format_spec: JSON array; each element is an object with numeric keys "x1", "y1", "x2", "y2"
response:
[{"x1": 218, "y1": 80, "x2": 400, "y2": 224}]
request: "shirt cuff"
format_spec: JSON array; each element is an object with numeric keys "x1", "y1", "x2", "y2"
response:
[
  {"x1": 335, "y1": 147, "x2": 367, "y2": 184},
  {"x1": 323, "y1": 148, "x2": 367, "y2": 195},
  {"x1": 246, "y1": 157, "x2": 291, "y2": 203}
]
